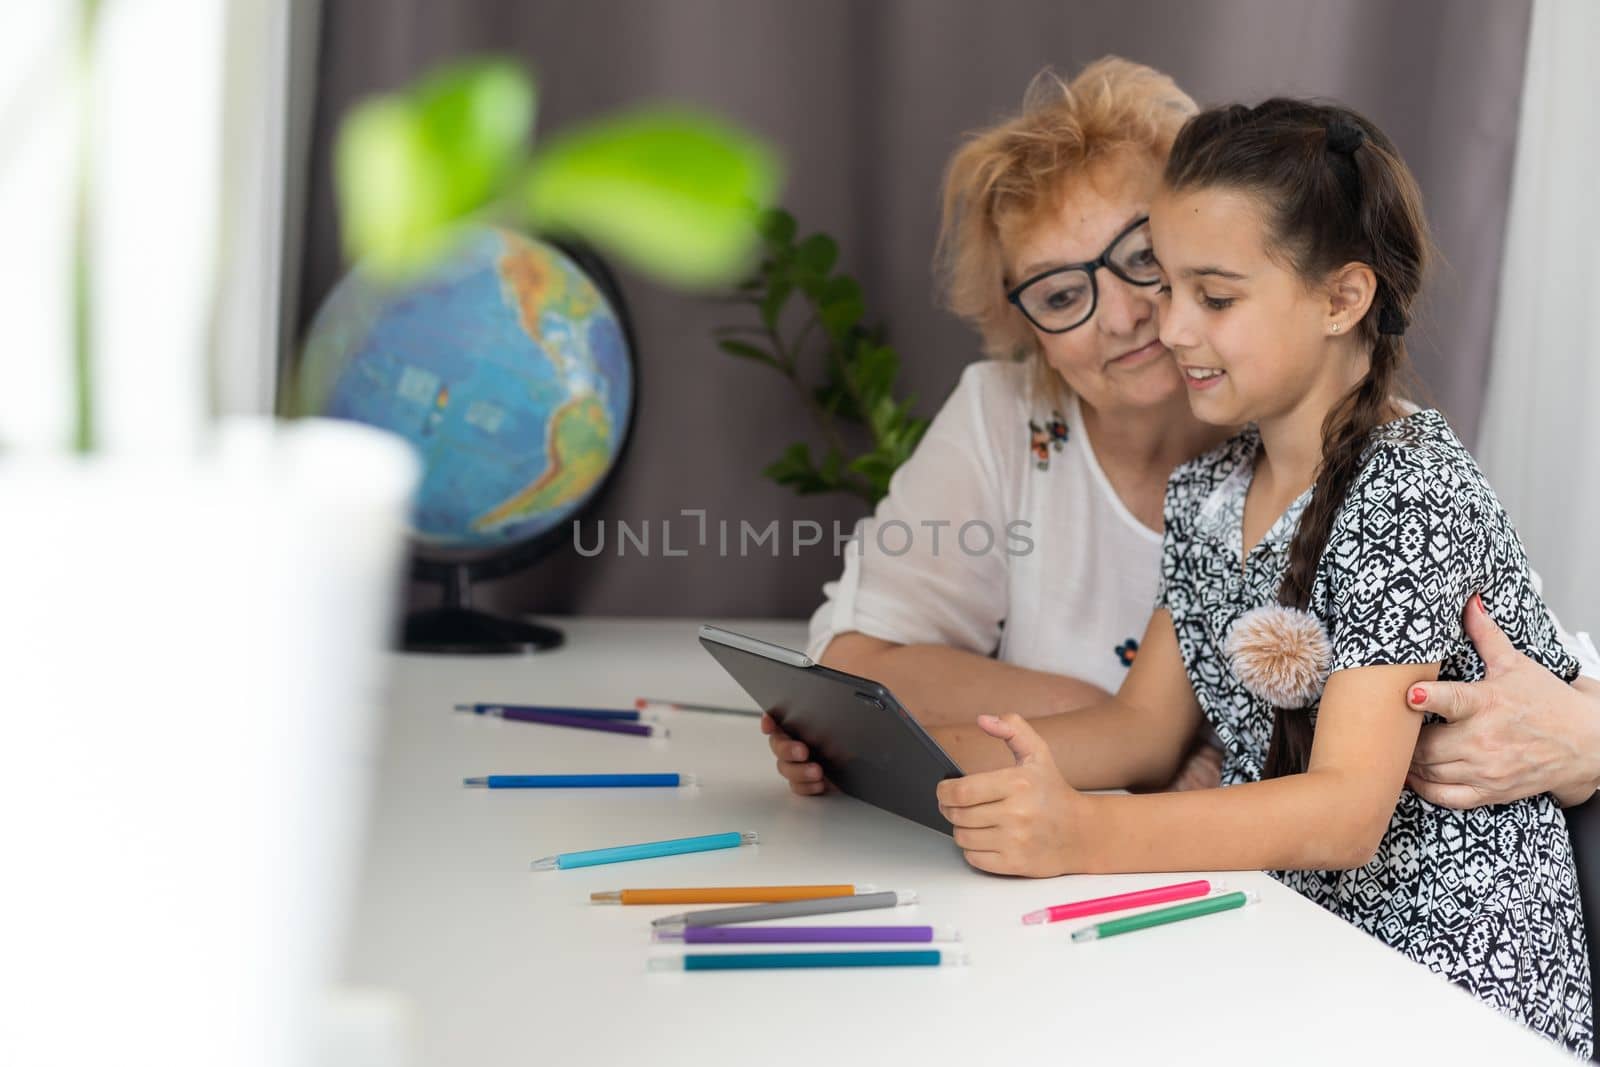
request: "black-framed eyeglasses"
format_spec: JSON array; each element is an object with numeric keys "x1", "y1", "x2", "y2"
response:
[{"x1": 1004, "y1": 215, "x2": 1162, "y2": 333}]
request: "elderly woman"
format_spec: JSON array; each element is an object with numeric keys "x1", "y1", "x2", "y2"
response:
[{"x1": 764, "y1": 56, "x2": 1600, "y2": 807}]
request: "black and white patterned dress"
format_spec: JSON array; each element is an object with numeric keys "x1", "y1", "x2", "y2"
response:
[{"x1": 1157, "y1": 410, "x2": 1592, "y2": 1056}]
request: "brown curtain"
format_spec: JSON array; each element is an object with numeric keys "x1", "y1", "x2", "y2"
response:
[{"x1": 295, "y1": 0, "x2": 1531, "y2": 620}]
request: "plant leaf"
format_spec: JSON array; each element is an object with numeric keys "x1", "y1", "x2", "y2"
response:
[
  {"x1": 813, "y1": 380, "x2": 852, "y2": 419},
  {"x1": 847, "y1": 450, "x2": 898, "y2": 485},
  {"x1": 853, "y1": 342, "x2": 897, "y2": 408},
  {"x1": 901, "y1": 414, "x2": 930, "y2": 455},
  {"x1": 524, "y1": 108, "x2": 783, "y2": 288},
  {"x1": 413, "y1": 59, "x2": 537, "y2": 214},
  {"x1": 794, "y1": 233, "x2": 838, "y2": 281},
  {"x1": 868, "y1": 393, "x2": 900, "y2": 439},
  {"x1": 764, "y1": 441, "x2": 832, "y2": 492},
  {"x1": 819, "y1": 447, "x2": 844, "y2": 484},
  {"x1": 759, "y1": 208, "x2": 797, "y2": 247},
  {"x1": 717, "y1": 339, "x2": 775, "y2": 365},
  {"x1": 759, "y1": 278, "x2": 792, "y2": 332},
  {"x1": 335, "y1": 59, "x2": 536, "y2": 275},
  {"x1": 819, "y1": 275, "x2": 865, "y2": 337}
]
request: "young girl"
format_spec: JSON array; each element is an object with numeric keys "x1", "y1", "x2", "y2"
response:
[{"x1": 927, "y1": 99, "x2": 1592, "y2": 1055}]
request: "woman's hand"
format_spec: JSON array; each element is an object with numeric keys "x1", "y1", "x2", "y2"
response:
[
  {"x1": 1407, "y1": 594, "x2": 1600, "y2": 809},
  {"x1": 935, "y1": 713, "x2": 1092, "y2": 877},
  {"x1": 759, "y1": 713, "x2": 831, "y2": 796}
]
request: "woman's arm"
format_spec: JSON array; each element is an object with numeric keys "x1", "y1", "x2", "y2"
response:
[
  {"x1": 821, "y1": 632, "x2": 1110, "y2": 727},
  {"x1": 1408, "y1": 594, "x2": 1600, "y2": 808},
  {"x1": 937, "y1": 656, "x2": 1437, "y2": 877},
  {"x1": 930, "y1": 609, "x2": 1204, "y2": 790}
]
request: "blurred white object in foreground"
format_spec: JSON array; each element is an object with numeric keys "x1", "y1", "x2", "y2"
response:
[{"x1": 0, "y1": 417, "x2": 420, "y2": 1066}]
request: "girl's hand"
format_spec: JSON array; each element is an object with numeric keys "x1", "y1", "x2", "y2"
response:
[
  {"x1": 935, "y1": 713, "x2": 1090, "y2": 877},
  {"x1": 759, "y1": 713, "x2": 832, "y2": 796}
]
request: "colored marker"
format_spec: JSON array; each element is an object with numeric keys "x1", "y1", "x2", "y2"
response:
[
  {"x1": 591, "y1": 884, "x2": 860, "y2": 905},
  {"x1": 647, "y1": 950, "x2": 966, "y2": 972},
  {"x1": 654, "y1": 925, "x2": 957, "y2": 944},
  {"x1": 1022, "y1": 878, "x2": 1223, "y2": 925},
  {"x1": 459, "y1": 704, "x2": 665, "y2": 739},
  {"x1": 532, "y1": 831, "x2": 755, "y2": 871},
  {"x1": 652, "y1": 890, "x2": 918, "y2": 930},
  {"x1": 455, "y1": 703, "x2": 646, "y2": 722},
  {"x1": 464, "y1": 774, "x2": 697, "y2": 789},
  {"x1": 636, "y1": 697, "x2": 760, "y2": 718},
  {"x1": 1070, "y1": 889, "x2": 1259, "y2": 942}
]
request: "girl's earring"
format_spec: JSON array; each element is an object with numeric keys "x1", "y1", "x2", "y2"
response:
[{"x1": 1330, "y1": 322, "x2": 1341, "y2": 334}]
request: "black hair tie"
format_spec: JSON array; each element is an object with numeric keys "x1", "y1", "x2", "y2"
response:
[
  {"x1": 1377, "y1": 305, "x2": 1408, "y2": 336},
  {"x1": 1325, "y1": 119, "x2": 1365, "y2": 155}
]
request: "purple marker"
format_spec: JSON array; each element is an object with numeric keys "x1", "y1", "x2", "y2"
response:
[
  {"x1": 456, "y1": 703, "x2": 665, "y2": 739},
  {"x1": 455, "y1": 703, "x2": 647, "y2": 722},
  {"x1": 654, "y1": 925, "x2": 959, "y2": 945}
]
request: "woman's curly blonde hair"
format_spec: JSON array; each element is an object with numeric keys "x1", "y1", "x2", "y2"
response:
[{"x1": 936, "y1": 58, "x2": 1196, "y2": 384}]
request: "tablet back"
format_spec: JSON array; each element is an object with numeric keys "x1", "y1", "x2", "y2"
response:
[{"x1": 699, "y1": 626, "x2": 962, "y2": 835}]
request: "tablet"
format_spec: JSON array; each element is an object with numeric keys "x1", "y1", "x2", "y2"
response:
[{"x1": 698, "y1": 624, "x2": 963, "y2": 835}]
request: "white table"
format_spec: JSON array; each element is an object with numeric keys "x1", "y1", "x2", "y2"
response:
[{"x1": 342, "y1": 618, "x2": 1574, "y2": 1066}]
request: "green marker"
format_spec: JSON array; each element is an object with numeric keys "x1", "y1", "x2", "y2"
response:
[{"x1": 1070, "y1": 889, "x2": 1259, "y2": 942}]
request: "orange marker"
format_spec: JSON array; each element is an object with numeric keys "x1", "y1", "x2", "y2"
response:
[{"x1": 590, "y1": 884, "x2": 863, "y2": 905}]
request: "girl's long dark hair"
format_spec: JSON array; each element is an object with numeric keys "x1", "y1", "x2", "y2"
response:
[{"x1": 1163, "y1": 100, "x2": 1433, "y2": 778}]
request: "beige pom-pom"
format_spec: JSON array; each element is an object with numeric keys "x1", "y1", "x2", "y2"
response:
[{"x1": 1223, "y1": 604, "x2": 1333, "y2": 708}]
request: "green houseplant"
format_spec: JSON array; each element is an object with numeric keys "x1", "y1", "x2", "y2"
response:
[{"x1": 715, "y1": 208, "x2": 929, "y2": 506}]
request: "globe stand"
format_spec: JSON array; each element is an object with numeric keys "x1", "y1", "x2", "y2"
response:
[{"x1": 402, "y1": 563, "x2": 564, "y2": 654}]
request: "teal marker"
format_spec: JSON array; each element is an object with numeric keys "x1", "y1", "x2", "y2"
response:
[
  {"x1": 531, "y1": 831, "x2": 758, "y2": 871},
  {"x1": 648, "y1": 950, "x2": 967, "y2": 971}
]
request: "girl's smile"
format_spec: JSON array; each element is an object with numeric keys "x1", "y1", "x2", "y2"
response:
[{"x1": 1180, "y1": 364, "x2": 1227, "y2": 389}]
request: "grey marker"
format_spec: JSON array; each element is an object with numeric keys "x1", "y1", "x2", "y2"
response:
[{"x1": 650, "y1": 889, "x2": 918, "y2": 931}]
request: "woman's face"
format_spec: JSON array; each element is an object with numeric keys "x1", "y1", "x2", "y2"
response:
[
  {"x1": 1003, "y1": 157, "x2": 1182, "y2": 416},
  {"x1": 1149, "y1": 185, "x2": 1337, "y2": 427}
]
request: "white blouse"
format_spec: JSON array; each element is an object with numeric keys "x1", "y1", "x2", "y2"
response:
[
  {"x1": 806, "y1": 359, "x2": 1600, "y2": 689},
  {"x1": 807, "y1": 359, "x2": 1162, "y2": 695}
]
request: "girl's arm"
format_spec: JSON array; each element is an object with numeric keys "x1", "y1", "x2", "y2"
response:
[
  {"x1": 768, "y1": 622, "x2": 1223, "y2": 798},
  {"x1": 931, "y1": 609, "x2": 1205, "y2": 791},
  {"x1": 937, "y1": 658, "x2": 1437, "y2": 877},
  {"x1": 822, "y1": 632, "x2": 1110, "y2": 727},
  {"x1": 1076, "y1": 661, "x2": 1436, "y2": 871}
]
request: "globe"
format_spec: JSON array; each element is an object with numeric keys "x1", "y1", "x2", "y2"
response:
[{"x1": 297, "y1": 226, "x2": 635, "y2": 652}]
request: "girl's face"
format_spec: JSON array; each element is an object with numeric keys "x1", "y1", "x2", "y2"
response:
[
  {"x1": 1149, "y1": 186, "x2": 1343, "y2": 427},
  {"x1": 1003, "y1": 157, "x2": 1183, "y2": 416}
]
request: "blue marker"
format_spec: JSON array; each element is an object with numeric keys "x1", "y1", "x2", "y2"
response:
[
  {"x1": 464, "y1": 773, "x2": 697, "y2": 789},
  {"x1": 531, "y1": 831, "x2": 758, "y2": 871}
]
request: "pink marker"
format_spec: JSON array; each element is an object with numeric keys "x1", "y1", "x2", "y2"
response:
[{"x1": 1022, "y1": 878, "x2": 1223, "y2": 925}]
